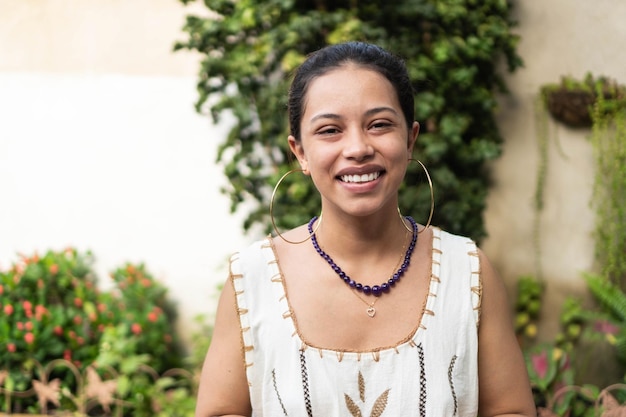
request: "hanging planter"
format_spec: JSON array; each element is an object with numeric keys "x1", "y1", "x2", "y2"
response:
[{"x1": 540, "y1": 74, "x2": 626, "y2": 128}]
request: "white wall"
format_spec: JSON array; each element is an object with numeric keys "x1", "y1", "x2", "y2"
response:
[
  {"x1": 0, "y1": 1, "x2": 251, "y2": 345},
  {"x1": 483, "y1": 0, "x2": 626, "y2": 337}
]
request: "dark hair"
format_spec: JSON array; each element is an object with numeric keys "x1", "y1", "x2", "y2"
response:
[{"x1": 288, "y1": 41, "x2": 415, "y2": 141}]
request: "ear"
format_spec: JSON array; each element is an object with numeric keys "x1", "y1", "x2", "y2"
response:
[
  {"x1": 288, "y1": 135, "x2": 309, "y2": 174},
  {"x1": 407, "y1": 121, "x2": 420, "y2": 155}
]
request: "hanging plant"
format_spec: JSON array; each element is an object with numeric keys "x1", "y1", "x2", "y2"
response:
[
  {"x1": 533, "y1": 74, "x2": 626, "y2": 280},
  {"x1": 540, "y1": 73, "x2": 626, "y2": 128}
]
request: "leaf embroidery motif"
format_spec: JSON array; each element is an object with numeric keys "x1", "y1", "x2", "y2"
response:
[
  {"x1": 345, "y1": 393, "x2": 363, "y2": 417},
  {"x1": 370, "y1": 389, "x2": 390, "y2": 417},
  {"x1": 359, "y1": 371, "x2": 365, "y2": 402},
  {"x1": 345, "y1": 372, "x2": 389, "y2": 417}
]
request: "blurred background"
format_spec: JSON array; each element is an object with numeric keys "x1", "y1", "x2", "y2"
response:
[{"x1": 0, "y1": 1, "x2": 250, "y2": 344}]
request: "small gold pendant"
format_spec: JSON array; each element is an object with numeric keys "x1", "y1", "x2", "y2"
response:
[{"x1": 367, "y1": 306, "x2": 376, "y2": 317}]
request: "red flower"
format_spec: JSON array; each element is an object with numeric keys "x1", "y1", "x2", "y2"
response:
[
  {"x1": 63, "y1": 349, "x2": 72, "y2": 361},
  {"x1": 25, "y1": 321, "x2": 33, "y2": 331},
  {"x1": 131, "y1": 323, "x2": 142, "y2": 335},
  {"x1": 0, "y1": 285, "x2": 4, "y2": 295},
  {"x1": 4, "y1": 304, "x2": 14, "y2": 315},
  {"x1": 49, "y1": 264, "x2": 59, "y2": 275},
  {"x1": 17, "y1": 322, "x2": 24, "y2": 331},
  {"x1": 24, "y1": 332, "x2": 35, "y2": 344},
  {"x1": 141, "y1": 278, "x2": 151, "y2": 287},
  {"x1": 531, "y1": 351, "x2": 549, "y2": 379},
  {"x1": 35, "y1": 304, "x2": 47, "y2": 321},
  {"x1": 54, "y1": 326, "x2": 63, "y2": 336},
  {"x1": 594, "y1": 319, "x2": 620, "y2": 335},
  {"x1": 147, "y1": 312, "x2": 158, "y2": 322},
  {"x1": 23, "y1": 300, "x2": 33, "y2": 312},
  {"x1": 73, "y1": 316, "x2": 82, "y2": 325},
  {"x1": 7, "y1": 343, "x2": 16, "y2": 353},
  {"x1": 74, "y1": 298, "x2": 83, "y2": 308},
  {"x1": 97, "y1": 303, "x2": 106, "y2": 313}
]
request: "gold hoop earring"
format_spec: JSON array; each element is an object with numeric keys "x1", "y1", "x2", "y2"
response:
[
  {"x1": 399, "y1": 159, "x2": 434, "y2": 234},
  {"x1": 270, "y1": 169, "x2": 322, "y2": 244}
]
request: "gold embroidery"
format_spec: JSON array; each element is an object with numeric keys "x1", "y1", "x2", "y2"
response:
[
  {"x1": 282, "y1": 311, "x2": 292, "y2": 319},
  {"x1": 371, "y1": 351, "x2": 380, "y2": 362},
  {"x1": 432, "y1": 248, "x2": 443, "y2": 254},
  {"x1": 359, "y1": 371, "x2": 365, "y2": 402},
  {"x1": 268, "y1": 259, "x2": 278, "y2": 265},
  {"x1": 237, "y1": 308, "x2": 248, "y2": 315},
  {"x1": 467, "y1": 250, "x2": 479, "y2": 257},
  {"x1": 231, "y1": 273, "x2": 243, "y2": 280},
  {"x1": 337, "y1": 351, "x2": 345, "y2": 362},
  {"x1": 424, "y1": 309, "x2": 435, "y2": 316},
  {"x1": 271, "y1": 273, "x2": 282, "y2": 282},
  {"x1": 431, "y1": 275, "x2": 441, "y2": 283},
  {"x1": 244, "y1": 345, "x2": 253, "y2": 352},
  {"x1": 371, "y1": 389, "x2": 390, "y2": 417},
  {"x1": 345, "y1": 372, "x2": 390, "y2": 417},
  {"x1": 345, "y1": 394, "x2": 363, "y2": 417}
]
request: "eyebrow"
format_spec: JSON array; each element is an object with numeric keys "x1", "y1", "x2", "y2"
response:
[{"x1": 309, "y1": 106, "x2": 400, "y2": 123}]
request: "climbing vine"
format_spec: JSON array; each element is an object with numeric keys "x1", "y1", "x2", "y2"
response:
[{"x1": 175, "y1": 0, "x2": 522, "y2": 241}]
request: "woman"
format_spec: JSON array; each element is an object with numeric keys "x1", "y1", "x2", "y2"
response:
[{"x1": 195, "y1": 41, "x2": 536, "y2": 416}]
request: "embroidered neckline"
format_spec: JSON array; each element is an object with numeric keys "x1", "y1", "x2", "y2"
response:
[{"x1": 266, "y1": 227, "x2": 442, "y2": 357}]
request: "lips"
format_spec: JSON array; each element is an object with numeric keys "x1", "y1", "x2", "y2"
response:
[{"x1": 339, "y1": 171, "x2": 382, "y2": 184}]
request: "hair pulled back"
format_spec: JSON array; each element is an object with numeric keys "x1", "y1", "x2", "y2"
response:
[{"x1": 288, "y1": 41, "x2": 415, "y2": 142}]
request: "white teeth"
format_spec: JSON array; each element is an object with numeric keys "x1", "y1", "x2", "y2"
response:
[{"x1": 340, "y1": 172, "x2": 380, "y2": 183}]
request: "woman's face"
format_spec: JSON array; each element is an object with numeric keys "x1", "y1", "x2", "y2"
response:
[{"x1": 289, "y1": 64, "x2": 419, "y2": 219}]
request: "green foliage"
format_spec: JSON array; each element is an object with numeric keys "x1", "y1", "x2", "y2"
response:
[
  {"x1": 514, "y1": 275, "x2": 543, "y2": 343},
  {"x1": 525, "y1": 343, "x2": 577, "y2": 412},
  {"x1": 0, "y1": 249, "x2": 187, "y2": 414},
  {"x1": 591, "y1": 83, "x2": 626, "y2": 289},
  {"x1": 174, "y1": 0, "x2": 523, "y2": 241}
]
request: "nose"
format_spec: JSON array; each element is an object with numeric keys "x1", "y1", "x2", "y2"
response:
[{"x1": 342, "y1": 128, "x2": 374, "y2": 161}]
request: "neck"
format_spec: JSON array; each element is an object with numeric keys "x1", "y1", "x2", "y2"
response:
[{"x1": 313, "y1": 208, "x2": 409, "y2": 257}]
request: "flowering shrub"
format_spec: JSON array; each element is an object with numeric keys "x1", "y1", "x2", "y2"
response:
[{"x1": 0, "y1": 248, "x2": 186, "y2": 414}]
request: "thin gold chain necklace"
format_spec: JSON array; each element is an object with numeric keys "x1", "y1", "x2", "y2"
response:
[{"x1": 347, "y1": 230, "x2": 410, "y2": 317}]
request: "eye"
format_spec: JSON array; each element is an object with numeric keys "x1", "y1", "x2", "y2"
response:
[
  {"x1": 317, "y1": 126, "x2": 341, "y2": 136},
  {"x1": 370, "y1": 120, "x2": 394, "y2": 130}
]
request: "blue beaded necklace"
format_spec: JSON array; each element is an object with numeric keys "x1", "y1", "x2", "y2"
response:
[{"x1": 308, "y1": 216, "x2": 418, "y2": 300}]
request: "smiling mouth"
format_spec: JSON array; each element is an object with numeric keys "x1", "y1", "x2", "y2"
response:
[{"x1": 339, "y1": 171, "x2": 382, "y2": 183}]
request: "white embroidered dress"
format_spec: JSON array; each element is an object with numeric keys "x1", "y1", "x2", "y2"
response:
[{"x1": 230, "y1": 227, "x2": 481, "y2": 416}]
